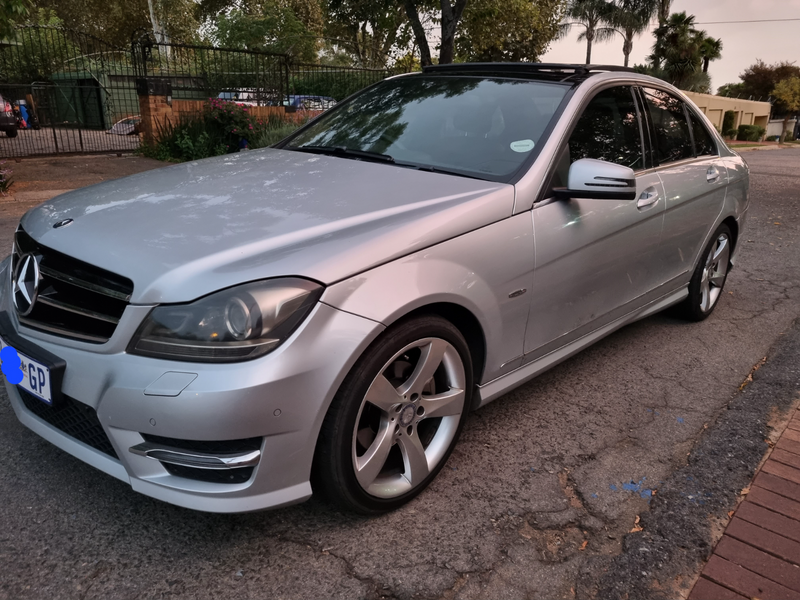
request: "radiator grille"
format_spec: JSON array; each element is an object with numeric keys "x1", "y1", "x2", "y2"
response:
[{"x1": 13, "y1": 228, "x2": 133, "y2": 343}]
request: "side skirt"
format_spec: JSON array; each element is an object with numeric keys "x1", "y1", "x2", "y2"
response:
[{"x1": 474, "y1": 287, "x2": 688, "y2": 408}]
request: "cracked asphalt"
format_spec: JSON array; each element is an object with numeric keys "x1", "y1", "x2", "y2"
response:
[{"x1": 1, "y1": 149, "x2": 799, "y2": 600}]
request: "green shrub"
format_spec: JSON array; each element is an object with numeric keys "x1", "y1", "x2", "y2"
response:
[
  {"x1": 137, "y1": 100, "x2": 305, "y2": 162},
  {"x1": 722, "y1": 110, "x2": 736, "y2": 133},
  {"x1": 766, "y1": 135, "x2": 780, "y2": 142},
  {"x1": 736, "y1": 124, "x2": 766, "y2": 142},
  {"x1": 250, "y1": 122, "x2": 302, "y2": 148},
  {"x1": 724, "y1": 128, "x2": 739, "y2": 139}
]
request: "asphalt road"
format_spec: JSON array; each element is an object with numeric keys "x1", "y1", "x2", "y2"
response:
[{"x1": 0, "y1": 149, "x2": 799, "y2": 600}]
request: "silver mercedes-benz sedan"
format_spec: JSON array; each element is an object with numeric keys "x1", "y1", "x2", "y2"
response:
[{"x1": 0, "y1": 63, "x2": 749, "y2": 514}]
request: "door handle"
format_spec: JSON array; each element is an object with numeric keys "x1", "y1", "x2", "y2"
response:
[
  {"x1": 637, "y1": 188, "x2": 659, "y2": 209},
  {"x1": 707, "y1": 166, "x2": 720, "y2": 183}
]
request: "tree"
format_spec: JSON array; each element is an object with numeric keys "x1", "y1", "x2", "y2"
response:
[
  {"x1": 656, "y1": 0, "x2": 670, "y2": 26},
  {"x1": 28, "y1": 0, "x2": 200, "y2": 46},
  {"x1": 1, "y1": 0, "x2": 30, "y2": 41},
  {"x1": 773, "y1": 77, "x2": 800, "y2": 143},
  {"x1": 647, "y1": 12, "x2": 718, "y2": 90},
  {"x1": 737, "y1": 60, "x2": 800, "y2": 112},
  {"x1": 561, "y1": 0, "x2": 616, "y2": 64},
  {"x1": 456, "y1": 0, "x2": 564, "y2": 62},
  {"x1": 716, "y1": 82, "x2": 745, "y2": 97},
  {"x1": 698, "y1": 35, "x2": 721, "y2": 73},
  {"x1": 607, "y1": 0, "x2": 656, "y2": 67},
  {"x1": 403, "y1": 0, "x2": 468, "y2": 66},
  {"x1": 212, "y1": 6, "x2": 316, "y2": 60},
  {"x1": 326, "y1": 0, "x2": 411, "y2": 68}
]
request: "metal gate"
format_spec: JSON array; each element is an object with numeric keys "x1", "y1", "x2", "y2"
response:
[{"x1": 0, "y1": 26, "x2": 141, "y2": 157}]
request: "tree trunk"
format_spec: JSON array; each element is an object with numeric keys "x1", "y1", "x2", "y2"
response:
[
  {"x1": 439, "y1": 0, "x2": 468, "y2": 64},
  {"x1": 703, "y1": 57, "x2": 709, "y2": 73},
  {"x1": 403, "y1": 0, "x2": 432, "y2": 67},
  {"x1": 622, "y1": 33, "x2": 633, "y2": 68},
  {"x1": 780, "y1": 114, "x2": 790, "y2": 144},
  {"x1": 585, "y1": 31, "x2": 593, "y2": 64}
]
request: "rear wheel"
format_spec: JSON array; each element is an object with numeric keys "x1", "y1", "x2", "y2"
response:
[
  {"x1": 4, "y1": 126, "x2": 17, "y2": 138},
  {"x1": 313, "y1": 315, "x2": 472, "y2": 514},
  {"x1": 678, "y1": 224, "x2": 732, "y2": 321}
]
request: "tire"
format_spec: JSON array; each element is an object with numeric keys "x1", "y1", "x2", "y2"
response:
[
  {"x1": 313, "y1": 315, "x2": 473, "y2": 514},
  {"x1": 678, "y1": 224, "x2": 733, "y2": 321},
  {"x1": 4, "y1": 126, "x2": 17, "y2": 138}
]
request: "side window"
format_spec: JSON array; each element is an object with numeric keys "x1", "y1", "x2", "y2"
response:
[
  {"x1": 643, "y1": 88, "x2": 694, "y2": 164},
  {"x1": 689, "y1": 112, "x2": 718, "y2": 156},
  {"x1": 567, "y1": 86, "x2": 644, "y2": 171}
]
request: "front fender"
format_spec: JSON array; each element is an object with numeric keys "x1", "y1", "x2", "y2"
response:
[{"x1": 321, "y1": 214, "x2": 535, "y2": 384}]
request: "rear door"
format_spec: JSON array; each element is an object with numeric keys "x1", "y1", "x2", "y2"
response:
[
  {"x1": 524, "y1": 85, "x2": 666, "y2": 358},
  {"x1": 639, "y1": 87, "x2": 728, "y2": 285}
]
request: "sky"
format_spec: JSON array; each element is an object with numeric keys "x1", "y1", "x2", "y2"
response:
[{"x1": 542, "y1": 0, "x2": 800, "y2": 94}]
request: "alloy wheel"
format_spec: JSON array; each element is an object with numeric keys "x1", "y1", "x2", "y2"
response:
[
  {"x1": 351, "y1": 337, "x2": 466, "y2": 498},
  {"x1": 699, "y1": 232, "x2": 730, "y2": 313}
]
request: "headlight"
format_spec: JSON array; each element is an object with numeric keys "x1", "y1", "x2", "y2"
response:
[{"x1": 128, "y1": 278, "x2": 323, "y2": 362}]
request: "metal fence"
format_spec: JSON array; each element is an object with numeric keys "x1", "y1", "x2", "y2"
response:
[
  {"x1": 0, "y1": 26, "x2": 141, "y2": 157},
  {"x1": 0, "y1": 26, "x2": 400, "y2": 157},
  {"x1": 131, "y1": 33, "x2": 394, "y2": 106}
]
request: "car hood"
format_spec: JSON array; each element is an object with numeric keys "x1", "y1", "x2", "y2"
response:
[{"x1": 21, "y1": 149, "x2": 514, "y2": 304}]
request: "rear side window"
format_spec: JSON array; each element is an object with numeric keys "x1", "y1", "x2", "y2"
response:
[
  {"x1": 567, "y1": 86, "x2": 644, "y2": 171},
  {"x1": 643, "y1": 88, "x2": 694, "y2": 164},
  {"x1": 689, "y1": 112, "x2": 718, "y2": 156}
]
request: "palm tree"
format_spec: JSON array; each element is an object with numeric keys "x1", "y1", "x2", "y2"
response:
[
  {"x1": 607, "y1": 0, "x2": 657, "y2": 67},
  {"x1": 650, "y1": 11, "x2": 699, "y2": 73},
  {"x1": 561, "y1": 0, "x2": 617, "y2": 64},
  {"x1": 699, "y1": 35, "x2": 723, "y2": 73},
  {"x1": 657, "y1": 0, "x2": 672, "y2": 26}
]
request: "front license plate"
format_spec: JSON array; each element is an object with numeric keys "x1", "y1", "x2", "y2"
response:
[{"x1": 0, "y1": 337, "x2": 52, "y2": 405}]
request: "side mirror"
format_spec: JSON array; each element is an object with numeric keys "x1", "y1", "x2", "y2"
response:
[{"x1": 554, "y1": 158, "x2": 637, "y2": 201}]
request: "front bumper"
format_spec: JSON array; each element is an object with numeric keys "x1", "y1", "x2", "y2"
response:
[{"x1": 0, "y1": 259, "x2": 384, "y2": 512}]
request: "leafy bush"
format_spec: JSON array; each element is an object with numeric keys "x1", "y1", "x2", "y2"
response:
[
  {"x1": 766, "y1": 135, "x2": 780, "y2": 142},
  {"x1": 250, "y1": 122, "x2": 302, "y2": 148},
  {"x1": 138, "y1": 100, "x2": 304, "y2": 162},
  {"x1": 722, "y1": 110, "x2": 736, "y2": 133},
  {"x1": 736, "y1": 124, "x2": 766, "y2": 141},
  {"x1": 0, "y1": 160, "x2": 12, "y2": 195},
  {"x1": 724, "y1": 128, "x2": 739, "y2": 139}
]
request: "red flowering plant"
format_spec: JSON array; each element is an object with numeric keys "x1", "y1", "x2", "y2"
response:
[{"x1": 207, "y1": 98, "x2": 263, "y2": 149}]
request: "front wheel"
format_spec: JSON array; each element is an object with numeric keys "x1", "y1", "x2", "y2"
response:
[
  {"x1": 678, "y1": 224, "x2": 733, "y2": 321},
  {"x1": 313, "y1": 315, "x2": 473, "y2": 514}
]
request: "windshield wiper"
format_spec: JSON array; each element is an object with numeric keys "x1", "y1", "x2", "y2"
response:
[
  {"x1": 394, "y1": 162, "x2": 486, "y2": 181},
  {"x1": 291, "y1": 145, "x2": 395, "y2": 163}
]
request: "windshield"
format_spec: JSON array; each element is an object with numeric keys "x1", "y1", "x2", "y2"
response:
[{"x1": 283, "y1": 75, "x2": 569, "y2": 181}]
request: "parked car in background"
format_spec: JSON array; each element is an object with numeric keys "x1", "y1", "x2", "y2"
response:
[
  {"x1": 284, "y1": 95, "x2": 337, "y2": 110},
  {"x1": 0, "y1": 93, "x2": 18, "y2": 138},
  {"x1": 217, "y1": 90, "x2": 260, "y2": 106},
  {"x1": 106, "y1": 116, "x2": 141, "y2": 136},
  {"x1": 1, "y1": 64, "x2": 748, "y2": 515}
]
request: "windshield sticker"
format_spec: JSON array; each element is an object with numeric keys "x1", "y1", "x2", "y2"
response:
[{"x1": 510, "y1": 139, "x2": 535, "y2": 153}]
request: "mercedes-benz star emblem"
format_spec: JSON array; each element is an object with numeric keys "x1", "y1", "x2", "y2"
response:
[
  {"x1": 53, "y1": 218, "x2": 73, "y2": 229},
  {"x1": 13, "y1": 254, "x2": 40, "y2": 317}
]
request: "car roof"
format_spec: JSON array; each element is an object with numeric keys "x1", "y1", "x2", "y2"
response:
[{"x1": 420, "y1": 62, "x2": 636, "y2": 84}]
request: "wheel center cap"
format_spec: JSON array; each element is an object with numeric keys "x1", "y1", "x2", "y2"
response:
[{"x1": 399, "y1": 404, "x2": 416, "y2": 427}]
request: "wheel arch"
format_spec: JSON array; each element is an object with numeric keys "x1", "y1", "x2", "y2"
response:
[
  {"x1": 718, "y1": 214, "x2": 739, "y2": 272},
  {"x1": 389, "y1": 302, "x2": 487, "y2": 395}
]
